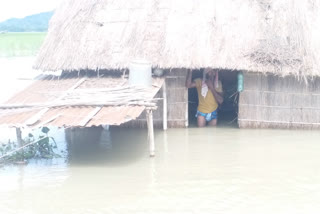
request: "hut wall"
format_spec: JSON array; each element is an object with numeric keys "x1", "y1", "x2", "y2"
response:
[
  {"x1": 123, "y1": 69, "x2": 188, "y2": 128},
  {"x1": 238, "y1": 72, "x2": 320, "y2": 129}
]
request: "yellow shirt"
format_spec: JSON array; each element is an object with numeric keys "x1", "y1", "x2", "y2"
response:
[{"x1": 195, "y1": 78, "x2": 223, "y2": 113}]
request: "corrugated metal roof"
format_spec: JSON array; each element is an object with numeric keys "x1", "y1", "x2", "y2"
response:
[{"x1": 0, "y1": 75, "x2": 164, "y2": 128}]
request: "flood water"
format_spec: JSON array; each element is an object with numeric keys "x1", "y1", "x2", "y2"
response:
[
  {"x1": 0, "y1": 57, "x2": 40, "y2": 103},
  {"x1": 0, "y1": 57, "x2": 320, "y2": 213},
  {"x1": 1, "y1": 127, "x2": 320, "y2": 214}
]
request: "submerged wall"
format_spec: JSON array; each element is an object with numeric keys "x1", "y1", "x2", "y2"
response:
[
  {"x1": 238, "y1": 72, "x2": 320, "y2": 129},
  {"x1": 124, "y1": 69, "x2": 188, "y2": 128}
]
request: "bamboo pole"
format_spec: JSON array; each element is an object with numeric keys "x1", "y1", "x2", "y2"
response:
[
  {"x1": 16, "y1": 127, "x2": 22, "y2": 148},
  {"x1": 0, "y1": 101, "x2": 157, "y2": 110},
  {"x1": 15, "y1": 127, "x2": 24, "y2": 160},
  {"x1": 146, "y1": 109, "x2": 155, "y2": 157},
  {"x1": 146, "y1": 110, "x2": 150, "y2": 147},
  {"x1": 162, "y1": 80, "x2": 167, "y2": 131},
  {"x1": 0, "y1": 136, "x2": 51, "y2": 160},
  {"x1": 185, "y1": 88, "x2": 189, "y2": 127}
]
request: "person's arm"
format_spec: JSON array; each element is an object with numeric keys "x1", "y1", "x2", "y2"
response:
[
  {"x1": 207, "y1": 79, "x2": 224, "y2": 104},
  {"x1": 211, "y1": 87, "x2": 224, "y2": 105},
  {"x1": 185, "y1": 69, "x2": 197, "y2": 88}
]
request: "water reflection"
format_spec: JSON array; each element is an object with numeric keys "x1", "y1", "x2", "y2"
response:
[
  {"x1": 65, "y1": 126, "x2": 147, "y2": 166},
  {"x1": 98, "y1": 126, "x2": 112, "y2": 150}
]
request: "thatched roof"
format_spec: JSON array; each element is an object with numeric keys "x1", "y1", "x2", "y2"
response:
[{"x1": 34, "y1": 0, "x2": 320, "y2": 76}]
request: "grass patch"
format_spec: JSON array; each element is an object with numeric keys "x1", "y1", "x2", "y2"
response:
[{"x1": 0, "y1": 32, "x2": 46, "y2": 57}]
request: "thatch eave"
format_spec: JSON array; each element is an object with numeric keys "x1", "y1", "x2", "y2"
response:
[{"x1": 34, "y1": 0, "x2": 320, "y2": 77}]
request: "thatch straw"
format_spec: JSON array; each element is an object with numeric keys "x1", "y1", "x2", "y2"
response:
[{"x1": 34, "y1": 0, "x2": 320, "y2": 77}]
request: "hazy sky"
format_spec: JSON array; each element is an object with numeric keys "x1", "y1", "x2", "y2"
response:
[{"x1": 0, "y1": 0, "x2": 64, "y2": 22}]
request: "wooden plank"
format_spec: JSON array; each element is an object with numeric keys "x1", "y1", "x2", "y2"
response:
[
  {"x1": 37, "y1": 114, "x2": 61, "y2": 127},
  {"x1": 163, "y1": 80, "x2": 167, "y2": 131},
  {"x1": 25, "y1": 108, "x2": 51, "y2": 126},
  {"x1": 25, "y1": 78, "x2": 87, "y2": 126},
  {"x1": 79, "y1": 107, "x2": 102, "y2": 127}
]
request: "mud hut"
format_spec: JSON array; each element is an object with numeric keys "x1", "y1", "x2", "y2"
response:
[{"x1": 34, "y1": 0, "x2": 320, "y2": 129}]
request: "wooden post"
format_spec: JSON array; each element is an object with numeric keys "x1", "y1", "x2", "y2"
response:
[
  {"x1": 185, "y1": 88, "x2": 189, "y2": 127},
  {"x1": 16, "y1": 127, "x2": 24, "y2": 160},
  {"x1": 162, "y1": 79, "x2": 168, "y2": 131},
  {"x1": 146, "y1": 109, "x2": 155, "y2": 157},
  {"x1": 16, "y1": 127, "x2": 22, "y2": 147}
]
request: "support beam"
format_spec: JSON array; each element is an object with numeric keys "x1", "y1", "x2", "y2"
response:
[
  {"x1": 162, "y1": 80, "x2": 167, "y2": 131},
  {"x1": 185, "y1": 89, "x2": 189, "y2": 128},
  {"x1": 16, "y1": 127, "x2": 24, "y2": 161},
  {"x1": 16, "y1": 127, "x2": 22, "y2": 147},
  {"x1": 146, "y1": 109, "x2": 155, "y2": 157}
]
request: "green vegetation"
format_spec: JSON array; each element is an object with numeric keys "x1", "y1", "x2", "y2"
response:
[
  {"x1": 0, "y1": 127, "x2": 61, "y2": 165},
  {"x1": 0, "y1": 32, "x2": 46, "y2": 57}
]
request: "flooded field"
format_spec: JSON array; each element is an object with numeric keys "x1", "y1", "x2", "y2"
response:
[
  {"x1": 0, "y1": 33, "x2": 46, "y2": 57},
  {"x1": 0, "y1": 57, "x2": 40, "y2": 103},
  {"x1": 1, "y1": 127, "x2": 320, "y2": 214}
]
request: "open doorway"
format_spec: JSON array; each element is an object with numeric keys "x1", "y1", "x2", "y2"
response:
[{"x1": 187, "y1": 69, "x2": 239, "y2": 127}]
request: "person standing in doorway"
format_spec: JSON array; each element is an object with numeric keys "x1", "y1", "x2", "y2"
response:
[{"x1": 185, "y1": 69, "x2": 223, "y2": 127}]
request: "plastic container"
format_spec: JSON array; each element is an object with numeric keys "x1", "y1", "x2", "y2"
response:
[
  {"x1": 129, "y1": 60, "x2": 152, "y2": 87},
  {"x1": 237, "y1": 72, "x2": 244, "y2": 92}
]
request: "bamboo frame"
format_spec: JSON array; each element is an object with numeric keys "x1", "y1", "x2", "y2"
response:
[{"x1": 239, "y1": 72, "x2": 320, "y2": 129}]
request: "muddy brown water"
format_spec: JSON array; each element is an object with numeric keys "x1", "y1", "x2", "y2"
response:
[{"x1": 0, "y1": 126, "x2": 320, "y2": 214}]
